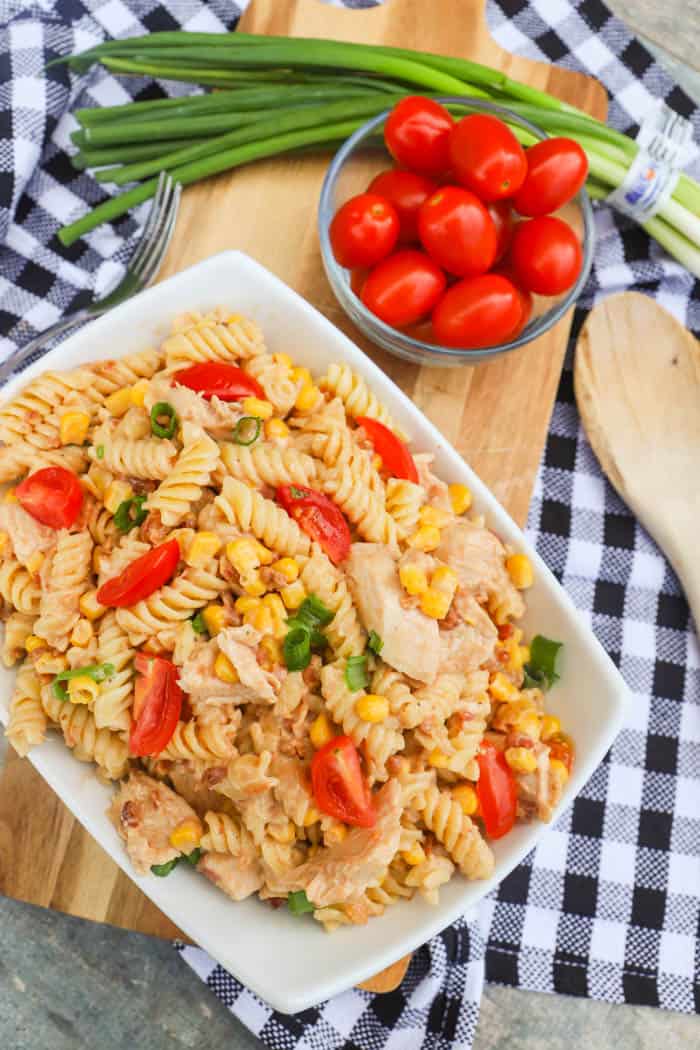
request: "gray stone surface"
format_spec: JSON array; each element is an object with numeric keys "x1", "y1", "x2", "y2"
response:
[{"x1": 2, "y1": 4, "x2": 700, "y2": 1048}]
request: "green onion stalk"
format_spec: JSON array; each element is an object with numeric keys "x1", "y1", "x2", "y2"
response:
[{"x1": 55, "y1": 32, "x2": 700, "y2": 276}]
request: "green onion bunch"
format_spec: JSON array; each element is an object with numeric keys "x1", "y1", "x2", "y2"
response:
[{"x1": 54, "y1": 31, "x2": 700, "y2": 275}]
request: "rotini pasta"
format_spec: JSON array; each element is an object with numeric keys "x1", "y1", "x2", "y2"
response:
[
  {"x1": 215, "y1": 441, "x2": 316, "y2": 490},
  {"x1": 93, "y1": 612, "x2": 134, "y2": 732},
  {"x1": 116, "y1": 563, "x2": 228, "y2": 646},
  {"x1": 5, "y1": 661, "x2": 46, "y2": 757},
  {"x1": 319, "y1": 362, "x2": 408, "y2": 441},
  {"x1": 0, "y1": 559, "x2": 41, "y2": 615},
  {"x1": 321, "y1": 662, "x2": 404, "y2": 782},
  {"x1": 91, "y1": 432, "x2": 177, "y2": 480},
  {"x1": 34, "y1": 530, "x2": 92, "y2": 652},
  {"x1": 214, "y1": 477, "x2": 311, "y2": 556},
  {"x1": 163, "y1": 314, "x2": 264, "y2": 371},
  {"x1": 146, "y1": 426, "x2": 220, "y2": 526}
]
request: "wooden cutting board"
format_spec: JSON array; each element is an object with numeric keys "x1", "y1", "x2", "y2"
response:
[{"x1": 0, "y1": 0, "x2": 607, "y2": 965}]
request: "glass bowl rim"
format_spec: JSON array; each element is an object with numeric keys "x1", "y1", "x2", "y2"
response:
[{"x1": 317, "y1": 95, "x2": 595, "y2": 362}]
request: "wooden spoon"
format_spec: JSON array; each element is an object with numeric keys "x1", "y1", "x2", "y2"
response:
[{"x1": 574, "y1": 291, "x2": 700, "y2": 630}]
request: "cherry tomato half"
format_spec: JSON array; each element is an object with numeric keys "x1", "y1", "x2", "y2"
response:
[
  {"x1": 329, "y1": 192, "x2": 399, "y2": 269},
  {"x1": 368, "y1": 169, "x2": 438, "y2": 243},
  {"x1": 129, "y1": 653, "x2": 183, "y2": 757},
  {"x1": 449, "y1": 113, "x2": 527, "y2": 202},
  {"x1": 476, "y1": 741, "x2": 518, "y2": 839},
  {"x1": 513, "y1": 137, "x2": 589, "y2": 217},
  {"x1": 16, "y1": 466, "x2": 83, "y2": 530},
  {"x1": 360, "y1": 249, "x2": 446, "y2": 328},
  {"x1": 356, "y1": 416, "x2": 418, "y2": 482},
  {"x1": 97, "y1": 539, "x2": 180, "y2": 607},
  {"x1": 418, "y1": 186, "x2": 497, "y2": 277},
  {"x1": 432, "y1": 273, "x2": 522, "y2": 349},
  {"x1": 510, "y1": 216, "x2": 582, "y2": 295},
  {"x1": 384, "y1": 96, "x2": 454, "y2": 178},
  {"x1": 175, "y1": 362, "x2": 264, "y2": 402},
  {"x1": 488, "y1": 200, "x2": 515, "y2": 265},
  {"x1": 276, "y1": 484, "x2": 351, "y2": 564},
  {"x1": 311, "y1": 735, "x2": 376, "y2": 827}
]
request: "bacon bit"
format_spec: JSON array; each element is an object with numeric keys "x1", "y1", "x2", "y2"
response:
[
  {"x1": 261, "y1": 567, "x2": 289, "y2": 590},
  {"x1": 507, "y1": 731, "x2": 536, "y2": 749},
  {"x1": 497, "y1": 649, "x2": 509, "y2": 664},
  {"x1": 139, "y1": 510, "x2": 169, "y2": 545},
  {"x1": 129, "y1": 478, "x2": 157, "y2": 494},
  {"x1": 219, "y1": 557, "x2": 238, "y2": 584},
  {"x1": 121, "y1": 801, "x2": 139, "y2": 827},
  {"x1": 265, "y1": 897, "x2": 286, "y2": 909},
  {"x1": 203, "y1": 766, "x2": 227, "y2": 788},
  {"x1": 439, "y1": 604, "x2": 461, "y2": 630},
  {"x1": 498, "y1": 623, "x2": 514, "y2": 640}
]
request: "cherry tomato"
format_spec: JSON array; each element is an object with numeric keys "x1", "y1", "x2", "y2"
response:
[
  {"x1": 360, "y1": 249, "x2": 446, "y2": 328},
  {"x1": 514, "y1": 137, "x2": 589, "y2": 217},
  {"x1": 432, "y1": 273, "x2": 522, "y2": 349},
  {"x1": 510, "y1": 216, "x2": 582, "y2": 295},
  {"x1": 350, "y1": 268, "x2": 369, "y2": 297},
  {"x1": 356, "y1": 416, "x2": 418, "y2": 482},
  {"x1": 488, "y1": 200, "x2": 514, "y2": 264},
  {"x1": 449, "y1": 113, "x2": 527, "y2": 202},
  {"x1": 175, "y1": 362, "x2": 264, "y2": 402},
  {"x1": 311, "y1": 735, "x2": 376, "y2": 827},
  {"x1": 368, "y1": 169, "x2": 437, "y2": 243},
  {"x1": 276, "y1": 484, "x2": 351, "y2": 564},
  {"x1": 493, "y1": 263, "x2": 534, "y2": 338},
  {"x1": 97, "y1": 539, "x2": 180, "y2": 607},
  {"x1": 418, "y1": 186, "x2": 497, "y2": 277},
  {"x1": 384, "y1": 96, "x2": 453, "y2": 178},
  {"x1": 329, "y1": 192, "x2": 399, "y2": 269},
  {"x1": 476, "y1": 741, "x2": 518, "y2": 839},
  {"x1": 16, "y1": 466, "x2": 83, "y2": 530},
  {"x1": 129, "y1": 653, "x2": 183, "y2": 757}
]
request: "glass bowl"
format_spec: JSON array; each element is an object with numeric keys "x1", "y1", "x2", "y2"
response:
[{"x1": 318, "y1": 97, "x2": 595, "y2": 367}]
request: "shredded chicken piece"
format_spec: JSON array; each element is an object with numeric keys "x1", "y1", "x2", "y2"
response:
[
  {"x1": 0, "y1": 503, "x2": 56, "y2": 565},
  {"x1": 197, "y1": 850, "x2": 263, "y2": 901},
  {"x1": 109, "y1": 771, "x2": 199, "y2": 875},
  {"x1": 217, "y1": 625, "x2": 279, "y2": 703},
  {"x1": 436, "y1": 519, "x2": 525, "y2": 618},
  {"x1": 146, "y1": 376, "x2": 243, "y2": 438},
  {"x1": 438, "y1": 591, "x2": 498, "y2": 673}
]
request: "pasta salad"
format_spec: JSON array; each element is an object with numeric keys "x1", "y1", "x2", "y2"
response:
[{"x1": 0, "y1": 308, "x2": 573, "y2": 931}]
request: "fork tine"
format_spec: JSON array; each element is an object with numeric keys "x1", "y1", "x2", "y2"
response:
[
  {"x1": 128, "y1": 172, "x2": 170, "y2": 274},
  {"x1": 130, "y1": 174, "x2": 175, "y2": 282},
  {"x1": 136, "y1": 182, "x2": 181, "y2": 288}
]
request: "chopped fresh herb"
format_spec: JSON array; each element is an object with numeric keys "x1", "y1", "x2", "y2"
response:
[
  {"x1": 367, "y1": 630, "x2": 383, "y2": 655},
  {"x1": 151, "y1": 857, "x2": 180, "y2": 877},
  {"x1": 190, "y1": 611, "x2": 207, "y2": 635},
  {"x1": 185, "y1": 847, "x2": 202, "y2": 866},
  {"x1": 232, "y1": 415, "x2": 262, "y2": 446},
  {"x1": 283, "y1": 625, "x2": 312, "y2": 671},
  {"x1": 287, "y1": 890, "x2": 314, "y2": 915},
  {"x1": 345, "y1": 653, "x2": 369, "y2": 692},
  {"x1": 52, "y1": 662, "x2": 115, "y2": 702},
  {"x1": 523, "y1": 634, "x2": 563, "y2": 691},
  {"x1": 96, "y1": 444, "x2": 105, "y2": 460},
  {"x1": 289, "y1": 485, "x2": 306, "y2": 499},
  {"x1": 114, "y1": 494, "x2": 148, "y2": 533},
  {"x1": 150, "y1": 401, "x2": 177, "y2": 439}
]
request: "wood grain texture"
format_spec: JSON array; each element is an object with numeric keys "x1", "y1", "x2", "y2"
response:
[
  {"x1": 575, "y1": 291, "x2": 700, "y2": 630},
  {"x1": 0, "y1": 0, "x2": 607, "y2": 977}
]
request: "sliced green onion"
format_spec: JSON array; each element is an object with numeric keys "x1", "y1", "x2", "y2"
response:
[
  {"x1": 367, "y1": 630, "x2": 383, "y2": 655},
  {"x1": 345, "y1": 654, "x2": 369, "y2": 692},
  {"x1": 523, "y1": 634, "x2": 563, "y2": 691},
  {"x1": 287, "y1": 890, "x2": 314, "y2": 915},
  {"x1": 114, "y1": 494, "x2": 148, "y2": 533},
  {"x1": 190, "y1": 611, "x2": 207, "y2": 635},
  {"x1": 151, "y1": 857, "x2": 180, "y2": 877},
  {"x1": 283, "y1": 626, "x2": 312, "y2": 671},
  {"x1": 96, "y1": 444, "x2": 105, "y2": 459},
  {"x1": 150, "y1": 401, "x2": 177, "y2": 439},
  {"x1": 52, "y1": 662, "x2": 116, "y2": 702},
  {"x1": 232, "y1": 416, "x2": 262, "y2": 446},
  {"x1": 296, "y1": 594, "x2": 335, "y2": 629},
  {"x1": 288, "y1": 485, "x2": 306, "y2": 500},
  {"x1": 185, "y1": 847, "x2": 202, "y2": 866}
]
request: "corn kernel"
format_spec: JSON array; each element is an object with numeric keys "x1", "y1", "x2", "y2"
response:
[
  {"x1": 273, "y1": 352, "x2": 293, "y2": 370},
  {"x1": 303, "y1": 806, "x2": 321, "y2": 827},
  {"x1": 428, "y1": 748, "x2": 449, "y2": 768},
  {"x1": 402, "y1": 845, "x2": 427, "y2": 866},
  {"x1": 241, "y1": 569, "x2": 267, "y2": 597},
  {"x1": 24, "y1": 635, "x2": 45, "y2": 654},
  {"x1": 549, "y1": 758, "x2": 570, "y2": 781},
  {"x1": 330, "y1": 823, "x2": 347, "y2": 843},
  {"x1": 59, "y1": 410, "x2": 90, "y2": 446},
  {"x1": 26, "y1": 551, "x2": 44, "y2": 576},
  {"x1": 70, "y1": 619, "x2": 94, "y2": 647},
  {"x1": 202, "y1": 603, "x2": 227, "y2": 636},
  {"x1": 281, "y1": 579, "x2": 306, "y2": 610},
  {"x1": 254, "y1": 542, "x2": 275, "y2": 565},
  {"x1": 226, "y1": 538, "x2": 261, "y2": 574},
  {"x1": 419, "y1": 505, "x2": 452, "y2": 528},
  {"x1": 452, "y1": 783, "x2": 479, "y2": 817},
  {"x1": 399, "y1": 563, "x2": 429, "y2": 596},
  {"x1": 235, "y1": 595, "x2": 261, "y2": 615},
  {"x1": 263, "y1": 593, "x2": 286, "y2": 620},
  {"x1": 448, "y1": 483, "x2": 472, "y2": 515},
  {"x1": 105, "y1": 387, "x2": 132, "y2": 417},
  {"x1": 291, "y1": 366, "x2": 312, "y2": 386},
  {"x1": 242, "y1": 396, "x2": 273, "y2": 420},
  {"x1": 408, "y1": 525, "x2": 441, "y2": 552},
  {"x1": 0, "y1": 531, "x2": 8, "y2": 554},
  {"x1": 354, "y1": 693, "x2": 389, "y2": 723},
  {"x1": 420, "y1": 587, "x2": 451, "y2": 620},
  {"x1": 259, "y1": 636, "x2": 283, "y2": 667},
  {"x1": 431, "y1": 565, "x2": 458, "y2": 595},
  {"x1": 92, "y1": 548, "x2": 103, "y2": 575},
  {"x1": 518, "y1": 712, "x2": 542, "y2": 741},
  {"x1": 520, "y1": 645, "x2": 531, "y2": 665},
  {"x1": 271, "y1": 557, "x2": 299, "y2": 583},
  {"x1": 505, "y1": 746, "x2": 538, "y2": 774},
  {"x1": 506, "y1": 553, "x2": 534, "y2": 590},
  {"x1": 249, "y1": 605, "x2": 274, "y2": 634},
  {"x1": 67, "y1": 675, "x2": 97, "y2": 705},
  {"x1": 129, "y1": 379, "x2": 149, "y2": 407},
  {"x1": 264, "y1": 417, "x2": 290, "y2": 440},
  {"x1": 104, "y1": 480, "x2": 133, "y2": 515},
  {"x1": 269, "y1": 820, "x2": 296, "y2": 844},
  {"x1": 4, "y1": 488, "x2": 17, "y2": 504},
  {"x1": 295, "y1": 384, "x2": 321, "y2": 414},
  {"x1": 169, "y1": 818, "x2": 203, "y2": 852},
  {"x1": 185, "y1": 531, "x2": 222, "y2": 568},
  {"x1": 310, "y1": 712, "x2": 333, "y2": 750},
  {"x1": 85, "y1": 465, "x2": 112, "y2": 499},
  {"x1": 170, "y1": 527, "x2": 195, "y2": 557},
  {"x1": 489, "y1": 671, "x2": 520, "y2": 703},
  {"x1": 540, "y1": 714, "x2": 561, "y2": 742},
  {"x1": 79, "y1": 588, "x2": 106, "y2": 622},
  {"x1": 372, "y1": 454, "x2": 383, "y2": 472},
  {"x1": 214, "y1": 651, "x2": 239, "y2": 683}
]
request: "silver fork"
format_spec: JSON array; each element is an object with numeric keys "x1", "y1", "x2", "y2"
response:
[{"x1": 0, "y1": 172, "x2": 181, "y2": 385}]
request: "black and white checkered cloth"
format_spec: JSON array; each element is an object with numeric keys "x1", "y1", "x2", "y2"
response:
[{"x1": 1, "y1": 1, "x2": 699, "y2": 1046}]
